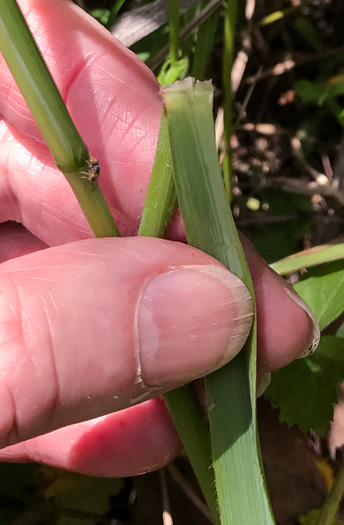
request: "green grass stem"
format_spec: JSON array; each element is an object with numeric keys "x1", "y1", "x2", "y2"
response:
[
  {"x1": 168, "y1": 0, "x2": 180, "y2": 65},
  {"x1": 191, "y1": 2, "x2": 219, "y2": 81},
  {"x1": 107, "y1": 0, "x2": 127, "y2": 29},
  {"x1": 164, "y1": 387, "x2": 219, "y2": 523},
  {"x1": 316, "y1": 461, "x2": 344, "y2": 525},
  {"x1": 138, "y1": 111, "x2": 177, "y2": 238},
  {"x1": 0, "y1": 0, "x2": 119, "y2": 238},
  {"x1": 222, "y1": 0, "x2": 237, "y2": 202}
]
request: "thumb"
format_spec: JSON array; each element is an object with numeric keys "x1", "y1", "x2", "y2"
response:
[{"x1": 0, "y1": 236, "x2": 252, "y2": 448}]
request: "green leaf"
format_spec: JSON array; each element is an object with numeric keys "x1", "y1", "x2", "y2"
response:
[
  {"x1": 57, "y1": 476, "x2": 123, "y2": 525},
  {"x1": 294, "y1": 260, "x2": 344, "y2": 330},
  {"x1": 88, "y1": 8, "x2": 110, "y2": 26},
  {"x1": 326, "y1": 81, "x2": 344, "y2": 99},
  {"x1": 34, "y1": 467, "x2": 123, "y2": 525},
  {"x1": 295, "y1": 79, "x2": 344, "y2": 106},
  {"x1": 164, "y1": 78, "x2": 275, "y2": 525},
  {"x1": 266, "y1": 336, "x2": 344, "y2": 436},
  {"x1": 139, "y1": 110, "x2": 217, "y2": 521},
  {"x1": 299, "y1": 508, "x2": 344, "y2": 525},
  {"x1": 337, "y1": 323, "x2": 344, "y2": 338},
  {"x1": 191, "y1": 10, "x2": 219, "y2": 80},
  {"x1": 294, "y1": 78, "x2": 344, "y2": 126},
  {"x1": 293, "y1": 16, "x2": 323, "y2": 52},
  {"x1": 157, "y1": 56, "x2": 189, "y2": 86},
  {"x1": 107, "y1": 0, "x2": 127, "y2": 29},
  {"x1": 270, "y1": 240, "x2": 344, "y2": 275},
  {"x1": 295, "y1": 79, "x2": 326, "y2": 105}
]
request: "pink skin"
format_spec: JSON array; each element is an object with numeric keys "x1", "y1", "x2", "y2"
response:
[{"x1": 0, "y1": 0, "x2": 313, "y2": 476}]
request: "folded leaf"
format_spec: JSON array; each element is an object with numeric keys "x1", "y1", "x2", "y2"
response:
[{"x1": 270, "y1": 241, "x2": 344, "y2": 276}]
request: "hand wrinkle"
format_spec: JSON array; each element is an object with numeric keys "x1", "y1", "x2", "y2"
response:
[{"x1": 41, "y1": 300, "x2": 60, "y2": 436}]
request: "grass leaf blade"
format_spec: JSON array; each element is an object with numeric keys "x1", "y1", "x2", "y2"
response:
[
  {"x1": 138, "y1": 109, "x2": 219, "y2": 523},
  {"x1": 163, "y1": 78, "x2": 275, "y2": 524},
  {"x1": 270, "y1": 240, "x2": 344, "y2": 275}
]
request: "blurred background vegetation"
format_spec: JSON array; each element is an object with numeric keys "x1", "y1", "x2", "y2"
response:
[
  {"x1": 2, "y1": 0, "x2": 344, "y2": 523},
  {"x1": 79, "y1": 0, "x2": 344, "y2": 267}
]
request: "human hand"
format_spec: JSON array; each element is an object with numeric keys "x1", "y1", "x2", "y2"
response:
[{"x1": 0, "y1": 0, "x2": 318, "y2": 477}]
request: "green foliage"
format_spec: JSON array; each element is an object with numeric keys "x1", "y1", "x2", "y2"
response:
[
  {"x1": 35, "y1": 467, "x2": 123, "y2": 525},
  {"x1": 299, "y1": 508, "x2": 344, "y2": 525},
  {"x1": 266, "y1": 336, "x2": 344, "y2": 436},
  {"x1": 295, "y1": 79, "x2": 344, "y2": 107},
  {"x1": 88, "y1": 8, "x2": 111, "y2": 26},
  {"x1": 0, "y1": 465, "x2": 124, "y2": 524},
  {"x1": 157, "y1": 56, "x2": 189, "y2": 85},
  {"x1": 270, "y1": 240, "x2": 344, "y2": 276},
  {"x1": 81, "y1": 0, "x2": 127, "y2": 28},
  {"x1": 293, "y1": 16, "x2": 323, "y2": 52},
  {"x1": 294, "y1": 260, "x2": 344, "y2": 330},
  {"x1": 337, "y1": 323, "x2": 344, "y2": 338},
  {"x1": 130, "y1": 25, "x2": 169, "y2": 64},
  {"x1": 267, "y1": 259, "x2": 344, "y2": 437},
  {"x1": 191, "y1": 10, "x2": 219, "y2": 80},
  {"x1": 295, "y1": 78, "x2": 344, "y2": 127}
]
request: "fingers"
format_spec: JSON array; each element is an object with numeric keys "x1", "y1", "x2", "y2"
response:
[
  {"x1": 0, "y1": 230, "x2": 318, "y2": 473},
  {"x1": 0, "y1": 236, "x2": 253, "y2": 448},
  {"x1": 0, "y1": 400, "x2": 182, "y2": 477},
  {"x1": 0, "y1": 0, "x2": 161, "y2": 242},
  {"x1": 0, "y1": 1, "x2": 320, "y2": 375},
  {"x1": 241, "y1": 236, "x2": 319, "y2": 372},
  {"x1": 0, "y1": 224, "x2": 318, "y2": 374}
]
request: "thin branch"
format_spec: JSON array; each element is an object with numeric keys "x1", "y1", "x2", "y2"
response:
[
  {"x1": 160, "y1": 468, "x2": 173, "y2": 525},
  {"x1": 167, "y1": 463, "x2": 214, "y2": 524},
  {"x1": 333, "y1": 131, "x2": 344, "y2": 192},
  {"x1": 267, "y1": 176, "x2": 344, "y2": 207},
  {"x1": 245, "y1": 47, "x2": 344, "y2": 85}
]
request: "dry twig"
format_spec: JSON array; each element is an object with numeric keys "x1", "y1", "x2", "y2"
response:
[
  {"x1": 160, "y1": 468, "x2": 173, "y2": 525},
  {"x1": 166, "y1": 463, "x2": 214, "y2": 523}
]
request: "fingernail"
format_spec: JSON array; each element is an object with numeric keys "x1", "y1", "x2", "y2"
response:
[
  {"x1": 256, "y1": 372, "x2": 271, "y2": 398},
  {"x1": 136, "y1": 264, "x2": 253, "y2": 387},
  {"x1": 281, "y1": 280, "x2": 320, "y2": 359}
]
